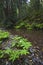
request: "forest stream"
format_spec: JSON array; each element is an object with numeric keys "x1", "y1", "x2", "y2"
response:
[
  {"x1": 0, "y1": 0, "x2": 43, "y2": 65},
  {"x1": 0, "y1": 29, "x2": 43, "y2": 65}
]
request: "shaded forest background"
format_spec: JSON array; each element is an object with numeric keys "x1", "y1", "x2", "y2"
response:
[{"x1": 0, "y1": 0, "x2": 43, "y2": 29}]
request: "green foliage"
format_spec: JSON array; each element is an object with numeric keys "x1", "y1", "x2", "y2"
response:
[
  {"x1": 0, "y1": 30, "x2": 9, "y2": 40},
  {"x1": 0, "y1": 0, "x2": 28, "y2": 28},
  {"x1": 0, "y1": 50, "x2": 4, "y2": 58},
  {"x1": 0, "y1": 49, "x2": 29, "y2": 61},
  {"x1": 11, "y1": 35, "x2": 32, "y2": 49},
  {"x1": 0, "y1": 30, "x2": 9, "y2": 45},
  {"x1": 30, "y1": 0, "x2": 40, "y2": 10},
  {"x1": 15, "y1": 21, "x2": 43, "y2": 30},
  {"x1": 15, "y1": 21, "x2": 25, "y2": 29},
  {"x1": 29, "y1": 23, "x2": 43, "y2": 30},
  {"x1": 36, "y1": 23, "x2": 43, "y2": 29},
  {"x1": 0, "y1": 40, "x2": 2, "y2": 44},
  {"x1": 0, "y1": 35, "x2": 32, "y2": 61}
]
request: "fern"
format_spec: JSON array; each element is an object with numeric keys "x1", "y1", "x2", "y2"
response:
[
  {"x1": 0, "y1": 30, "x2": 9, "y2": 40},
  {"x1": 11, "y1": 35, "x2": 32, "y2": 49},
  {"x1": 0, "y1": 35, "x2": 32, "y2": 61}
]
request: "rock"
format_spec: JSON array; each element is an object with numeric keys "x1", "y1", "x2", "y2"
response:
[{"x1": 29, "y1": 47, "x2": 36, "y2": 53}]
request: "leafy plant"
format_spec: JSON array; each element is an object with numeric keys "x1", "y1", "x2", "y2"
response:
[
  {"x1": 36, "y1": 23, "x2": 43, "y2": 29},
  {"x1": 15, "y1": 21, "x2": 43, "y2": 30},
  {"x1": 0, "y1": 30, "x2": 9, "y2": 40},
  {"x1": 0, "y1": 40, "x2": 2, "y2": 44},
  {"x1": 0, "y1": 49, "x2": 29, "y2": 61},
  {"x1": 11, "y1": 35, "x2": 32, "y2": 49},
  {"x1": 15, "y1": 22, "x2": 25, "y2": 29},
  {"x1": 0, "y1": 35, "x2": 32, "y2": 61}
]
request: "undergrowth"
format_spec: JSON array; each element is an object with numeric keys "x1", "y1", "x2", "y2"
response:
[
  {"x1": 15, "y1": 21, "x2": 43, "y2": 30},
  {"x1": 0, "y1": 35, "x2": 32, "y2": 61},
  {"x1": 0, "y1": 30, "x2": 9, "y2": 40},
  {"x1": 11, "y1": 35, "x2": 32, "y2": 49}
]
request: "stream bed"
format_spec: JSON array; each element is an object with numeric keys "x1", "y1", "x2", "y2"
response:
[{"x1": 0, "y1": 29, "x2": 43, "y2": 65}]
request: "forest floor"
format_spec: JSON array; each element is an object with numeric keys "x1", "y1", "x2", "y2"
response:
[
  {"x1": 0, "y1": 28, "x2": 43, "y2": 65},
  {"x1": 7, "y1": 29, "x2": 43, "y2": 64},
  {"x1": 8, "y1": 29, "x2": 43, "y2": 50}
]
